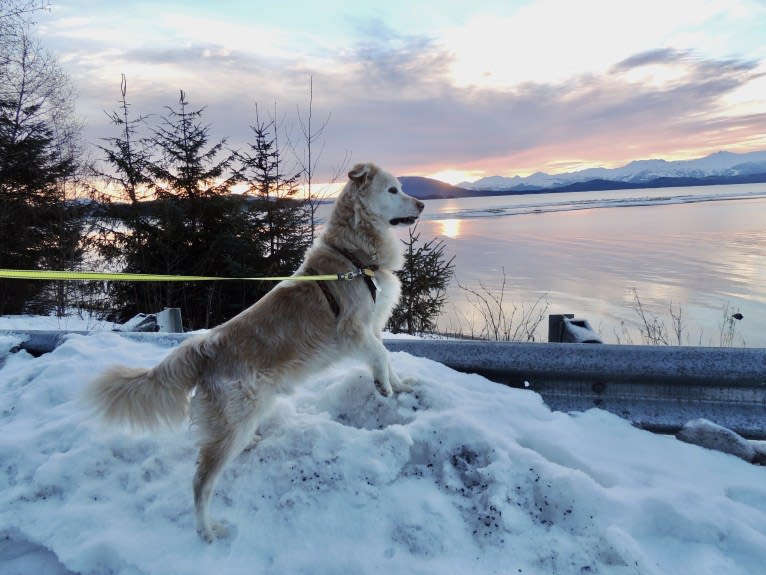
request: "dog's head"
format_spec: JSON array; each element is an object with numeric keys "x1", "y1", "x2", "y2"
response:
[{"x1": 347, "y1": 163, "x2": 424, "y2": 227}]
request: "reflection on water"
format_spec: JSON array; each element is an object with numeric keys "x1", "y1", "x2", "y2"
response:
[
  {"x1": 439, "y1": 218, "x2": 461, "y2": 239},
  {"x1": 400, "y1": 186, "x2": 766, "y2": 346}
]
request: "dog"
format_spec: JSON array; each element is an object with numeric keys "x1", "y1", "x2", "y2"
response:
[{"x1": 85, "y1": 162, "x2": 425, "y2": 542}]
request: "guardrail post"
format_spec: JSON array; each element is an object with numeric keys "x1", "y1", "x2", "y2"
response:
[
  {"x1": 548, "y1": 314, "x2": 602, "y2": 343},
  {"x1": 157, "y1": 307, "x2": 183, "y2": 333},
  {"x1": 114, "y1": 308, "x2": 184, "y2": 333}
]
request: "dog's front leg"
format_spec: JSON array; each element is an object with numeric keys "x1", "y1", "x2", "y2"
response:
[
  {"x1": 370, "y1": 329, "x2": 414, "y2": 393},
  {"x1": 359, "y1": 334, "x2": 394, "y2": 397}
]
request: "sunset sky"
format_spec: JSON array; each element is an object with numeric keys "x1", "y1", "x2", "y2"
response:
[{"x1": 37, "y1": 0, "x2": 766, "y2": 184}]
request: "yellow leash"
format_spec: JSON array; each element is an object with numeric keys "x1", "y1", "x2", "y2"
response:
[{"x1": 0, "y1": 268, "x2": 377, "y2": 282}]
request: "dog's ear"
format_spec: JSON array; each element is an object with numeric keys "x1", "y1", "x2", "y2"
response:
[{"x1": 348, "y1": 163, "x2": 378, "y2": 189}]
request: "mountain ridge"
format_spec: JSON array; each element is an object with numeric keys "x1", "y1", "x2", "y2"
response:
[
  {"x1": 399, "y1": 150, "x2": 766, "y2": 200},
  {"x1": 458, "y1": 150, "x2": 766, "y2": 191}
]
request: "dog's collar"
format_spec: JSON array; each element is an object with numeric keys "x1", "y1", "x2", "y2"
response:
[
  {"x1": 306, "y1": 247, "x2": 380, "y2": 318},
  {"x1": 330, "y1": 246, "x2": 380, "y2": 304}
]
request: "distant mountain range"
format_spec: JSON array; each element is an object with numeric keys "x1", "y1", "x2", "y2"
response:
[{"x1": 399, "y1": 150, "x2": 766, "y2": 200}]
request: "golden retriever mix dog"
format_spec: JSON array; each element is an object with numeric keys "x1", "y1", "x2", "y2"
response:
[{"x1": 86, "y1": 162, "x2": 425, "y2": 542}]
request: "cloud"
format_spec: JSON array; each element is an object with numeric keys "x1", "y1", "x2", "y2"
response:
[
  {"x1": 311, "y1": 40, "x2": 766, "y2": 176},
  {"x1": 53, "y1": 13, "x2": 766, "y2": 181},
  {"x1": 613, "y1": 49, "x2": 692, "y2": 70},
  {"x1": 332, "y1": 22, "x2": 453, "y2": 99}
]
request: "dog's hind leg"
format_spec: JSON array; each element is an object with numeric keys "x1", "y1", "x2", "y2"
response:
[{"x1": 193, "y1": 404, "x2": 262, "y2": 543}]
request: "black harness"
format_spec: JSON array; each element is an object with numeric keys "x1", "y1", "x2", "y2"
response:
[{"x1": 306, "y1": 246, "x2": 379, "y2": 317}]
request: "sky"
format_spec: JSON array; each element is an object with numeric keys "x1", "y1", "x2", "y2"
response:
[{"x1": 33, "y1": 0, "x2": 766, "y2": 184}]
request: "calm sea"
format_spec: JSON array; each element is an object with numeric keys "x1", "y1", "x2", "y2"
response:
[{"x1": 397, "y1": 183, "x2": 766, "y2": 346}]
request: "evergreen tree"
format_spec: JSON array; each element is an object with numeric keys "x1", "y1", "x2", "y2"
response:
[
  {"x1": 98, "y1": 89, "x2": 312, "y2": 329},
  {"x1": 101, "y1": 90, "x2": 250, "y2": 328},
  {"x1": 95, "y1": 74, "x2": 150, "y2": 205},
  {"x1": 235, "y1": 106, "x2": 311, "y2": 281},
  {"x1": 0, "y1": 25, "x2": 81, "y2": 315},
  {"x1": 88, "y1": 74, "x2": 152, "y2": 316},
  {"x1": 387, "y1": 225, "x2": 455, "y2": 335},
  {"x1": 96, "y1": 87, "x2": 316, "y2": 329}
]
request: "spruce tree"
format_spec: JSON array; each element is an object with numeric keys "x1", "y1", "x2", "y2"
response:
[
  {"x1": 101, "y1": 90, "x2": 252, "y2": 328},
  {"x1": 388, "y1": 225, "x2": 455, "y2": 335},
  {"x1": 89, "y1": 75, "x2": 152, "y2": 316},
  {"x1": 0, "y1": 26, "x2": 81, "y2": 315},
  {"x1": 235, "y1": 106, "x2": 311, "y2": 282},
  {"x1": 98, "y1": 89, "x2": 314, "y2": 329}
]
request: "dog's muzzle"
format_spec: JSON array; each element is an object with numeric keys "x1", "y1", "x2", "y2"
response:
[
  {"x1": 389, "y1": 216, "x2": 419, "y2": 226},
  {"x1": 390, "y1": 200, "x2": 425, "y2": 226}
]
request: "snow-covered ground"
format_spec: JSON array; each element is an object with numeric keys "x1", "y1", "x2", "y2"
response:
[{"x1": 2, "y1": 318, "x2": 766, "y2": 574}]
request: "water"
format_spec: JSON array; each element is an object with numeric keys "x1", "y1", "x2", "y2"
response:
[{"x1": 403, "y1": 183, "x2": 766, "y2": 346}]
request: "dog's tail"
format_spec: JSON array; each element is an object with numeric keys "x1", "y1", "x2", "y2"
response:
[{"x1": 85, "y1": 335, "x2": 211, "y2": 430}]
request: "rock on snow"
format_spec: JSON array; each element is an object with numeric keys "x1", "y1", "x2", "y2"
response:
[
  {"x1": 676, "y1": 418, "x2": 756, "y2": 462},
  {"x1": 1, "y1": 331, "x2": 766, "y2": 575}
]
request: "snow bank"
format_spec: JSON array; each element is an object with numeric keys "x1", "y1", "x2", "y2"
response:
[{"x1": 2, "y1": 331, "x2": 766, "y2": 574}]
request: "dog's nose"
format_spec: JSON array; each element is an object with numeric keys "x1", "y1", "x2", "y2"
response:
[{"x1": 416, "y1": 200, "x2": 425, "y2": 212}]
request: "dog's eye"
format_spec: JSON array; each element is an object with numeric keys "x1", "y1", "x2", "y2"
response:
[{"x1": 388, "y1": 187, "x2": 398, "y2": 194}]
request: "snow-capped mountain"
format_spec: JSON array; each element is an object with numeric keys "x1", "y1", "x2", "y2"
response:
[{"x1": 460, "y1": 150, "x2": 766, "y2": 191}]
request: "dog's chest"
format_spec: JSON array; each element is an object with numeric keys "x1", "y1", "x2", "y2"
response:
[
  {"x1": 373, "y1": 269, "x2": 401, "y2": 309},
  {"x1": 374, "y1": 269, "x2": 398, "y2": 291}
]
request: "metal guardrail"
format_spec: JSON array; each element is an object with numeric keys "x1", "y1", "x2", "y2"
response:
[
  {"x1": 1, "y1": 330, "x2": 190, "y2": 356},
  {"x1": 3, "y1": 331, "x2": 765, "y2": 439},
  {"x1": 385, "y1": 340, "x2": 766, "y2": 439}
]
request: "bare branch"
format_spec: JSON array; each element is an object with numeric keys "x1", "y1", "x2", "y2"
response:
[{"x1": 457, "y1": 269, "x2": 549, "y2": 341}]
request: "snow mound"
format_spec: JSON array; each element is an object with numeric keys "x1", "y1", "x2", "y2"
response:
[{"x1": 2, "y1": 332, "x2": 766, "y2": 574}]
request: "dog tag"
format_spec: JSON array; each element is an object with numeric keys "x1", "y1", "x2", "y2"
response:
[{"x1": 371, "y1": 275, "x2": 381, "y2": 293}]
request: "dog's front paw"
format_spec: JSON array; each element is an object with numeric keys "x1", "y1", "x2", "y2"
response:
[
  {"x1": 374, "y1": 379, "x2": 393, "y2": 397},
  {"x1": 198, "y1": 520, "x2": 230, "y2": 543},
  {"x1": 391, "y1": 376, "x2": 417, "y2": 393}
]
